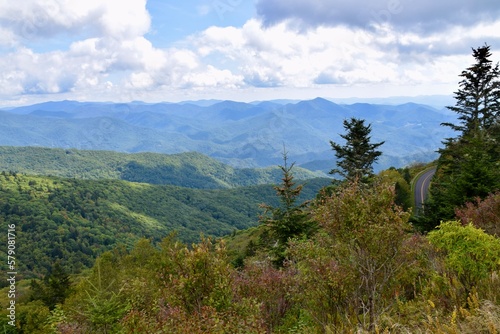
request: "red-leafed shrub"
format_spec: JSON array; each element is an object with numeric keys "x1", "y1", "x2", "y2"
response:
[{"x1": 456, "y1": 192, "x2": 500, "y2": 236}]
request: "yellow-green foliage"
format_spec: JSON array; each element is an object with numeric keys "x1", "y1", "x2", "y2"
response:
[
  {"x1": 0, "y1": 146, "x2": 324, "y2": 189},
  {"x1": 0, "y1": 170, "x2": 328, "y2": 279},
  {"x1": 428, "y1": 221, "x2": 500, "y2": 291},
  {"x1": 10, "y1": 179, "x2": 500, "y2": 333},
  {"x1": 288, "y1": 181, "x2": 421, "y2": 332}
]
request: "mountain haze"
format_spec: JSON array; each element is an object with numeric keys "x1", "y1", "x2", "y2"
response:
[{"x1": 1, "y1": 98, "x2": 456, "y2": 171}]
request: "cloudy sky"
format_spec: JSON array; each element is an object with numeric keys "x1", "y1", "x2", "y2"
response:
[{"x1": 0, "y1": 0, "x2": 499, "y2": 106}]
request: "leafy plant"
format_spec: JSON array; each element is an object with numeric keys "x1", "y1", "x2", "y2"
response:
[
  {"x1": 455, "y1": 192, "x2": 500, "y2": 237},
  {"x1": 428, "y1": 221, "x2": 500, "y2": 294}
]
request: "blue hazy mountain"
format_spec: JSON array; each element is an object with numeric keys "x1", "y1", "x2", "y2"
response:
[{"x1": 0, "y1": 98, "x2": 457, "y2": 172}]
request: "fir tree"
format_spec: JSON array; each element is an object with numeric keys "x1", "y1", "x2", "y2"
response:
[
  {"x1": 259, "y1": 148, "x2": 311, "y2": 266},
  {"x1": 442, "y1": 44, "x2": 500, "y2": 136},
  {"x1": 329, "y1": 117, "x2": 384, "y2": 182},
  {"x1": 30, "y1": 261, "x2": 72, "y2": 310},
  {"x1": 421, "y1": 45, "x2": 500, "y2": 231}
]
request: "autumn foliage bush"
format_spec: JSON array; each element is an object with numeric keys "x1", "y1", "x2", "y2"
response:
[{"x1": 455, "y1": 192, "x2": 500, "y2": 236}]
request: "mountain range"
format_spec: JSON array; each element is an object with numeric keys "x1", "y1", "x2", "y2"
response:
[{"x1": 0, "y1": 98, "x2": 457, "y2": 171}]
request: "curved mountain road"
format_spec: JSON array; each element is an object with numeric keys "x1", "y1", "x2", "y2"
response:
[{"x1": 414, "y1": 167, "x2": 436, "y2": 212}]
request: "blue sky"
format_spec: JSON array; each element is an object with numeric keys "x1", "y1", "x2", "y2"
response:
[
  {"x1": 145, "y1": 1, "x2": 255, "y2": 46},
  {"x1": 0, "y1": 0, "x2": 499, "y2": 106}
]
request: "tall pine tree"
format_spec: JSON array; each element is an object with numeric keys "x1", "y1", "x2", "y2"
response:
[
  {"x1": 421, "y1": 45, "x2": 500, "y2": 231},
  {"x1": 329, "y1": 118, "x2": 384, "y2": 182}
]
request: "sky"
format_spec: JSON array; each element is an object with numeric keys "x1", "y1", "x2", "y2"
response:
[{"x1": 0, "y1": 0, "x2": 499, "y2": 106}]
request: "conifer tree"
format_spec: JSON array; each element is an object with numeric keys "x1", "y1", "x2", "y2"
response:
[
  {"x1": 442, "y1": 44, "x2": 500, "y2": 136},
  {"x1": 29, "y1": 261, "x2": 71, "y2": 310},
  {"x1": 421, "y1": 45, "x2": 500, "y2": 231},
  {"x1": 329, "y1": 118, "x2": 384, "y2": 182},
  {"x1": 260, "y1": 148, "x2": 311, "y2": 266}
]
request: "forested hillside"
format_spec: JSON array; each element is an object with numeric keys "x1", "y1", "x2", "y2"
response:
[
  {"x1": 0, "y1": 147, "x2": 324, "y2": 188},
  {"x1": 0, "y1": 171, "x2": 330, "y2": 279},
  {"x1": 6, "y1": 176, "x2": 499, "y2": 333}
]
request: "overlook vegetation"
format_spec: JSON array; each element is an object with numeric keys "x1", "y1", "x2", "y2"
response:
[
  {"x1": 0, "y1": 45, "x2": 499, "y2": 333},
  {"x1": 4, "y1": 176, "x2": 499, "y2": 333}
]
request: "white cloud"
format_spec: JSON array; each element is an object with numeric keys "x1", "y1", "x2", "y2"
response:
[
  {"x1": 0, "y1": 0, "x2": 499, "y2": 105},
  {"x1": 128, "y1": 72, "x2": 154, "y2": 89},
  {"x1": 0, "y1": 0, "x2": 160, "y2": 97},
  {"x1": 189, "y1": 20, "x2": 408, "y2": 88},
  {"x1": 98, "y1": 0, "x2": 150, "y2": 39},
  {"x1": 0, "y1": 47, "x2": 79, "y2": 94},
  {"x1": 184, "y1": 65, "x2": 244, "y2": 88},
  {"x1": 0, "y1": 0, "x2": 150, "y2": 43},
  {"x1": 186, "y1": 18, "x2": 500, "y2": 96}
]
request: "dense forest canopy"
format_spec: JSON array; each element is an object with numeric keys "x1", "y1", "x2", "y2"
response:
[{"x1": 0, "y1": 147, "x2": 324, "y2": 189}]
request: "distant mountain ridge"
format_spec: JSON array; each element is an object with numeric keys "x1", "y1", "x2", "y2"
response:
[{"x1": 0, "y1": 98, "x2": 457, "y2": 171}]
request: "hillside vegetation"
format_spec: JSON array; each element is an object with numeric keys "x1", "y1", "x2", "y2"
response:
[
  {"x1": 0, "y1": 171, "x2": 330, "y2": 279},
  {"x1": 7, "y1": 178, "x2": 499, "y2": 333},
  {"x1": 0, "y1": 147, "x2": 324, "y2": 188}
]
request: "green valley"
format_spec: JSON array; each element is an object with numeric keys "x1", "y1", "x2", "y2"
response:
[
  {"x1": 0, "y1": 146, "x2": 325, "y2": 188},
  {"x1": 0, "y1": 170, "x2": 330, "y2": 279}
]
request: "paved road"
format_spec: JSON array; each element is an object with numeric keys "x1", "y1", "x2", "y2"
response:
[{"x1": 414, "y1": 167, "x2": 436, "y2": 211}]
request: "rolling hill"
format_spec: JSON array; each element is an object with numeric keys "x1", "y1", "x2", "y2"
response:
[
  {"x1": 0, "y1": 146, "x2": 325, "y2": 188},
  {"x1": 0, "y1": 145, "x2": 329, "y2": 278},
  {"x1": 0, "y1": 171, "x2": 330, "y2": 278}
]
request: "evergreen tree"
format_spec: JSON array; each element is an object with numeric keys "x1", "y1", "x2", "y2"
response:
[
  {"x1": 30, "y1": 261, "x2": 72, "y2": 310},
  {"x1": 260, "y1": 148, "x2": 311, "y2": 266},
  {"x1": 442, "y1": 44, "x2": 500, "y2": 136},
  {"x1": 421, "y1": 45, "x2": 500, "y2": 231},
  {"x1": 329, "y1": 118, "x2": 384, "y2": 182}
]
